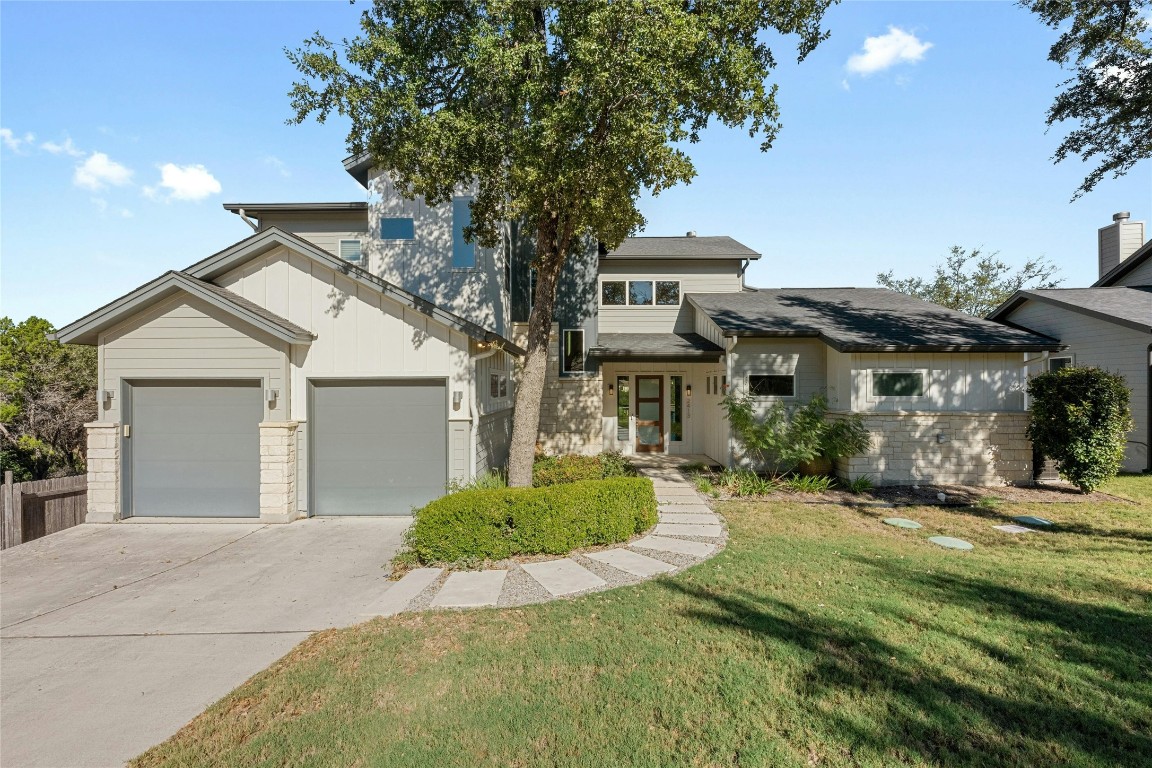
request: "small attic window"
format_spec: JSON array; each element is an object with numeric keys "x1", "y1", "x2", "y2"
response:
[{"x1": 339, "y1": 239, "x2": 363, "y2": 264}]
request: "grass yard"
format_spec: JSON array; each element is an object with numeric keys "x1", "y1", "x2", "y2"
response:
[{"x1": 134, "y1": 476, "x2": 1151, "y2": 767}]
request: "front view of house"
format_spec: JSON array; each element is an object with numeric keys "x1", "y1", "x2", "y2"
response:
[{"x1": 62, "y1": 156, "x2": 1142, "y2": 523}]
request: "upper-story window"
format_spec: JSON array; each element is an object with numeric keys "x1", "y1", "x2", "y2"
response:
[
  {"x1": 380, "y1": 218, "x2": 415, "y2": 240},
  {"x1": 452, "y1": 196, "x2": 476, "y2": 269},
  {"x1": 338, "y1": 239, "x2": 363, "y2": 264},
  {"x1": 601, "y1": 280, "x2": 681, "y2": 306}
]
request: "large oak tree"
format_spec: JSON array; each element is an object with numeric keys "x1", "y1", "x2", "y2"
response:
[{"x1": 288, "y1": 0, "x2": 834, "y2": 486}]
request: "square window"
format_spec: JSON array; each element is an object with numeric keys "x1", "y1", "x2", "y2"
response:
[
  {"x1": 655, "y1": 281, "x2": 680, "y2": 305},
  {"x1": 562, "y1": 329, "x2": 585, "y2": 373},
  {"x1": 380, "y1": 218, "x2": 415, "y2": 240},
  {"x1": 748, "y1": 374, "x2": 795, "y2": 397},
  {"x1": 872, "y1": 371, "x2": 925, "y2": 397},
  {"x1": 338, "y1": 239, "x2": 363, "y2": 264},
  {"x1": 601, "y1": 281, "x2": 626, "y2": 306},
  {"x1": 628, "y1": 281, "x2": 653, "y2": 305}
]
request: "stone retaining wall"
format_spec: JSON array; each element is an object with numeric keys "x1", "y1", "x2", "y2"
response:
[{"x1": 829, "y1": 411, "x2": 1033, "y2": 486}]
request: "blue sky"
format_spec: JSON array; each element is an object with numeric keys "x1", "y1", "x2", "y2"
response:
[{"x1": 2, "y1": 1, "x2": 1149, "y2": 328}]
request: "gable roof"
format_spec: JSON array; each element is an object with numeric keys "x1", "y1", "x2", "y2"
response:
[
  {"x1": 603, "y1": 236, "x2": 760, "y2": 260},
  {"x1": 988, "y1": 287, "x2": 1152, "y2": 334},
  {"x1": 54, "y1": 271, "x2": 315, "y2": 346},
  {"x1": 1093, "y1": 238, "x2": 1152, "y2": 287},
  {"x1": 689, "y1": 288, "x2": 1063, "y2": 352},
  {"x1": 186, "y1": 227, "x2": 523, "y2": 354}
]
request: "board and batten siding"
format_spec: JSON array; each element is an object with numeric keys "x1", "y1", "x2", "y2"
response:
[
  {"x1": 99, "y1": 294, "x2": 289, "y2": 424},
  {"x1": 367, "y1": 171, "x2": 508, "y2": 335},
  {"x1": 598, "y1": 259, "x2": 744, "y2": 334},
  {"x1": 256, "y1": 213, "x2": 368, "y2": 259},
  {"x1": 728, "y1": 338, "x2": 828, "y2": 403},
  {"x1": 477, "y1": 348, "x2": 516, "y2": 416},
  {"x1": 475, "y1": 410, "x2": 513, "y2": 477},
  {"x1": 693, "y1": 310, "x2": 726, "y2": 348},
  {"x1": 1007, "y1": 298, "x2": 1150, "y2": 471},
  {"x1": 213, "y1": 245, "x2": 473, "y2": 424},
  {"x1": 844, "y1": 352, "x2": 1026, "y2": 413}
]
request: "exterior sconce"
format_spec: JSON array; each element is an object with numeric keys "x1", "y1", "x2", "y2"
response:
[
  {"x1": 101, "y1": 390, "x2": 115, "y2": 408},
  {"x1": 265, "y1": 389, "x2": 279, "y2": 406},
  {"x1": 608, "y1": 383, "x2": 615, "y2": 396},
  {"x1": 453, "y1": 390, "x2": 464, "y2": 411},
  {"x1": 685, "y1": 384, "x2": 692, "y2": 397}
]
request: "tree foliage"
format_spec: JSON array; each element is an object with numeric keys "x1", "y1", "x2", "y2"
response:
[
  {"x1": 876, "y1": 246, "x2": 1062, "y2": 318},
  {"x1": 1027, "y1": 366, "x2": 1132, "y2": 492},
  {"x1": 0, "y1": 317, "x2": 97, "y2": 481},
  {"x1": 1022, "y1": 0, "x2": 1152, "y2": 198},
  {"x1": 722, "y1": 391, "x2": 870, "y2": 475},
  {"x1": 286, "y1": 0, "x2": 834, "y2": 485}
]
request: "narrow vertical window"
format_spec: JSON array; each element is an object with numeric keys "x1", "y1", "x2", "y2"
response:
[
  {"x1": 452, "y1": 196, "x2": 476, "y2": 269},
  {"x1": 616, "y1": 376, "x2": 630, "y2": 441},
  {"x1": 670, "y1": 375, "x2": 683, "y2": 442},
  {"x1": 529, "y1": 268, "x2": 538, "y2": 309},
  {"x1": 561, "y1": 329, "x2": 585, "y2": 374}
]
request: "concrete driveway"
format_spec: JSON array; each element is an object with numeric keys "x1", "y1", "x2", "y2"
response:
[{"x1": 1, "y1": 518, "x2": 409, "y2": 768}]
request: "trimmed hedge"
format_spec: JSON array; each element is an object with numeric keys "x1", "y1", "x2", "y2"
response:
[
  {"x1": 405, "y1": 477, "x2": 658, "y2": 564},
  {"x1": 532, "y1": 451, "x2": 637, "y2": 486}
]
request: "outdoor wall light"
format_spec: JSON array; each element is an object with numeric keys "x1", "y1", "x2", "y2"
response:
[
  {"x1": 608, "y1": 383, "x2": 615, "y2": 396},
  {"x1": 266, "y1": 388, "x2": 279, "y2": 406},
  {"x1": 685, "y1": 384, "x2": 692, "y2": 397},
  {"x1": 453, "y1": 390, "x2": 464, "y2": 410},
  {"x1": 101, "y1": 390, "x2": 115, "y2": 408}
]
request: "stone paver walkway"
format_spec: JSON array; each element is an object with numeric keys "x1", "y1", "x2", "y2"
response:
[{"x1": 374, "y1": 464, "x2": 726, "y2": 614}]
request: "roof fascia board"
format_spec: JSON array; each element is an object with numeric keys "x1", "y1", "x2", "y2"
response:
[{"x1": 55, "y1": 272, "x2": 313, "y2": 345}]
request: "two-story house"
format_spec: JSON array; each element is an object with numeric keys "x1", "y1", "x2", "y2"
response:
[{"x1": 56, "y1": 157, "x2": 1069, "y2": 523}]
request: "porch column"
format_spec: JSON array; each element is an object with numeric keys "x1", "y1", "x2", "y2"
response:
[
  {"x1": 84, "y1": 422, "x2": 120, "y2": 523},
  {"x1": 259, "y1": 421, "x2": 299, "y2": 523}
]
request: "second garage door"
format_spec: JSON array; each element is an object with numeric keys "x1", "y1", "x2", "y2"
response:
[{"x1": 310, "y1": 380, "x2": 448, "y2": 516}]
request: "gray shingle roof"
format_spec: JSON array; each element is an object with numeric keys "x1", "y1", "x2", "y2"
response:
[
  {"x1": 689, "y1": 288, "x2": 1063, "y2": 352},
  {"x1": 589, "y1": 333, "x2": 725, "y2": 360},
  {"x1": 603, "y1": 236, "x2": 760, "y2": 260},
  {"x1": 991, "y1": 287, "x2": 1151, "y2": 333}
]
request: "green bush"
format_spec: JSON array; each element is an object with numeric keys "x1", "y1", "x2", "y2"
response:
[
  {"x1": 1027, "y1": 366, "x2": 1133, "y2": 492},
  {"x1": 532, "y1": 451, "x2": 636, "y2": 486},
  {"x1": 405, "y1": 477, "x2": 657, "y2": 564}
]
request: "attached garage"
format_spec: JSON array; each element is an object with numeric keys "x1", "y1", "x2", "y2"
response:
[
  {"x1": 124, "y1": 380, "x2": 262, "y2": 518},
  {"x1": 310, "y1": 380, "x2": 448, "y2": 516}
]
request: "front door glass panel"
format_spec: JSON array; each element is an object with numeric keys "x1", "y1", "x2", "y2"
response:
[{"x1": 635, "y1": 375, "x2": 664, "y2": 452}]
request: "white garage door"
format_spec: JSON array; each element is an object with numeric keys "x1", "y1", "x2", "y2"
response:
[{"x1": 310, "y1": 380, "x2": 447, "y2": 516}]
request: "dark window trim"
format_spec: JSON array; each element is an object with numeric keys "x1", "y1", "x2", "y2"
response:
[
  {"x1": 748, "y1": 373, "x2": 796, "y2": 398},
  {"x1": 869, "y1": 370, "x2": 927, "y2": 399},
  {"x1": 561, "y1": 328, "x2": 586, "y2": 375}
]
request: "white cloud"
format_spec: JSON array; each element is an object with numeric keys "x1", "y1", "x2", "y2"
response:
[
  {"x1": 846, "y1": 27, "x2": 932, "y2": 76},
  {"x1": 73, "y1": 152, "x2": 134, "y2": 190},
  {"x1": 263, "y1": 155, "x2": 290, "y2": 178},
  {"x1": 1, "y1": 128, "x2": 36, "y2": 153},
  {"x1": 154, "y1": 163, "x2": 221, "y2": 201},
  {"x1": 120, "y1": 208, "x2": 134, "y2": 218},
  {"x1": 41, "y1": 137, "x2": 84, "y2": 157}
]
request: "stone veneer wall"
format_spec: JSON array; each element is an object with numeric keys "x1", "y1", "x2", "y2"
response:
[
  {"x1": 512, "y1": 323, "x2": 602, "y2": 456},
  {"x1": 85, "y1": 422, "x2": 120, "y2": 522},
  {"x1": 259, "y1": 422, "x2": 299, "y2": 523},
  {"x1": 829, "y1": 411, "x2": 1033, "y2": 486}
]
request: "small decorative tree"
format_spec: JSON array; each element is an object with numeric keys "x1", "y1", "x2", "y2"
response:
[
  {"x1": 721, "y1": 392, "x2": 870, "y2": 476},
  {"x1": 1027, "y1": 366, "x2": 1132, "y2": 492}
]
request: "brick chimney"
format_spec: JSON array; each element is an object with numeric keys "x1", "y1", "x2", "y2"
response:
[{"x1": 1098, "y1": 211, "x2": 1145, "y2": 278}]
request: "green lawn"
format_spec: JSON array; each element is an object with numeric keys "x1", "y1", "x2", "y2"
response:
[{"x1": 134, "y1": 476, "x2": 1151, "y2": 768}]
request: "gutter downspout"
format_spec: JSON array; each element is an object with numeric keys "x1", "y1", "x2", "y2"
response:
[
  {"x1": 470, "y1": 343, "x2": 500, "y2": 480},
  {"x1": 237, "y1": 208, "x2": 259, "y2": 233}
]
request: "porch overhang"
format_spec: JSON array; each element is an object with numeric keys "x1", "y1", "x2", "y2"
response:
[{"x1": 589, "y1": 333, "x2": 724, "y2": 363}]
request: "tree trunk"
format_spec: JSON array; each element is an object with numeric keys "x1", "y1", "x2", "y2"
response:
[{"x1": 507, "y1": 214, "x2": 566, "y2": 488}]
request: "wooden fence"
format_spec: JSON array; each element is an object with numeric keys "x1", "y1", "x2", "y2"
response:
[{"x1": 1, "y1": 471, "x2": 87, "y2": 550}]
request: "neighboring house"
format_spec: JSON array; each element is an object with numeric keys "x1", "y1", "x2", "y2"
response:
[
  {"x1": 56, "y1": 157, "x2": 1068, "y2": 523},
  {"x1": 989, "y1": 213, "x2": 1151, "y2": 473}
]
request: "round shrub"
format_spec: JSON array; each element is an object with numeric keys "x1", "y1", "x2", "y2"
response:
[
  {"x1": 405, "y1": 477, "x2": 658, "y2": 565},
  {"x1": 531, "y1": 451, "x2": 637, "y2": 487},
  {"x1": 1027, "y1": 366, "x2": 1133, "y2": 492}
]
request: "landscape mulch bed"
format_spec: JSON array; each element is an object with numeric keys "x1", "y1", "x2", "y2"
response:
[{"x1": 707, "y1": 482, "x2": 1133, "y2": 507}]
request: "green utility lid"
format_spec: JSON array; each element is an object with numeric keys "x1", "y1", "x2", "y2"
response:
[
  {"x1": 883, "y1": 518, "x2": 922, "y2": 529},
  {"x1": 928, "y1": 536, "x2": 974, "y2": 551},
  {"x1": 1013, "y1": 515, "x2": 1054, "y2": 527}
]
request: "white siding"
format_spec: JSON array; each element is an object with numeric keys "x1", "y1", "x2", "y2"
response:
[
  {"x1": 476, "y1": 410, "x2": 513, "y2": 476},
  {"x1": 257, "y1": 213, "x2": 368, "y2": 258},
  {"x1": 477, "y1": 348, "x2": 516, "y2": 415},
  {"x1": 1115, "y1": 257, "x2": 1152, "y2": 287},
  {"x1": 99, "y1": 294, "x2": 289, "y2": 424},
  {"x1": 213, "y1": 246, "x2": 473, "y2": 424},
  {"x1": 598, "y1": 259, "x2": 744, "y2": 334},
  {"x1": 1007, "y1": 299, "x2": 1150, "y2": 471},
  {"x1": 693, "y1": 310, "x2": 725, "y2": 348},
  {"x1": 846, "y1": 352, "x2": 1025, "y2": 413},
  {"x1": 728, "y1": 339, "x2": 828, "y2": 403}
]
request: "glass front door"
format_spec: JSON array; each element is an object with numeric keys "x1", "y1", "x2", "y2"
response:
[{"x1": 635, "y1": 375, "x2": 664, "y2": 452}]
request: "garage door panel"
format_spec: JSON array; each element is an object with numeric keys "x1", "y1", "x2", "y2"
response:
[
  {"x1": 130, "y1": 384, "x2": 260, "y2": 518},
  {"x1": 312, "y1": 381, "x2": 447, "y2": 516}
]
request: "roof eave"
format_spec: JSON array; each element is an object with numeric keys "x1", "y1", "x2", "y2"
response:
[
  {"x1": 343, "y1": 153, "x2": 372, "y2": 188},
  {"x1": 997, "y1": 291, "x2": 1151, "y2": 334}
]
